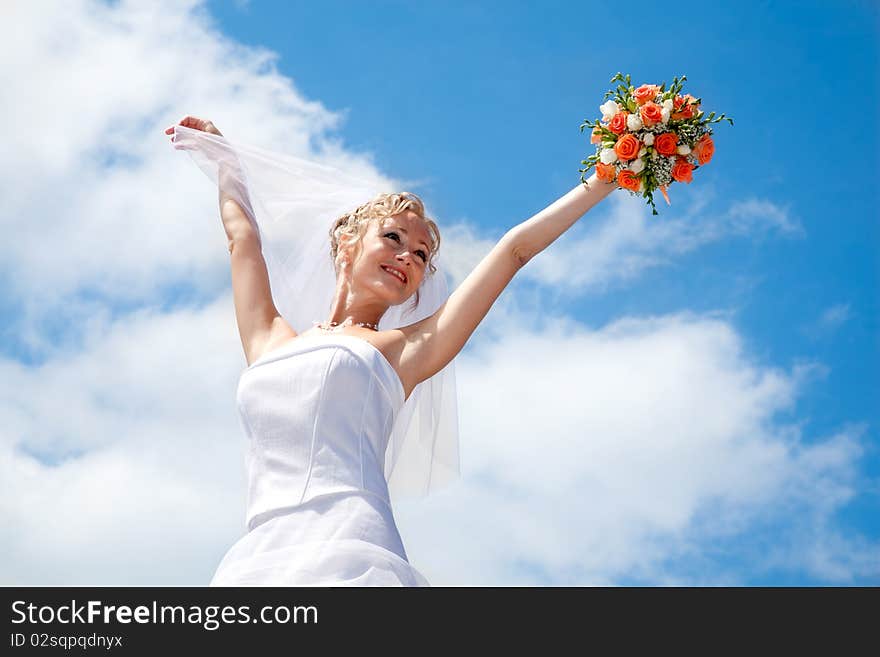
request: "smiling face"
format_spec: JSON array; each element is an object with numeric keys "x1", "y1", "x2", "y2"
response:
[{"x1": 340, "y1": 210, "x2": 433, "y2": 305}]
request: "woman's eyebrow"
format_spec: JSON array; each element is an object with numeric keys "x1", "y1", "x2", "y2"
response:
[{"x1": 392, "y1": 226, "x2": 429, "y2": 250}]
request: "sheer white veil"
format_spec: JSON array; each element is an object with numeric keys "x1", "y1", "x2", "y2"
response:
[{"x1": 171, "y1": 125, "x2": 460, "y2": 502}]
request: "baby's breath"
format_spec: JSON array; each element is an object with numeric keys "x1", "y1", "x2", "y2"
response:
[
  {"x1": 674, "y1": 121, "x2": 700, "y2": 146},
  {"x1": 648, "y1": 155, "x2": 674, "y2": 187}
]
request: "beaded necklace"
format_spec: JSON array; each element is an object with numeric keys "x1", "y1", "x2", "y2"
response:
[{"x1": 312, "y1": 318, "x2": 379, "y2": 332}]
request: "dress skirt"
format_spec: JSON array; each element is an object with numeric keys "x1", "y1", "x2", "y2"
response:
[{"x1": 210, "y1": 490, "x2": 430, "y2": 587}]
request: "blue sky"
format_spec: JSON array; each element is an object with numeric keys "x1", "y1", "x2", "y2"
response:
[{"x1": 1, "y1": 0, "x2": 877, "y2": 585}]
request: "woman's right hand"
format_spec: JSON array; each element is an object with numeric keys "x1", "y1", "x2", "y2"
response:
[{"x1": 165, "y1": 115, "x2": 223, "y2": 148}]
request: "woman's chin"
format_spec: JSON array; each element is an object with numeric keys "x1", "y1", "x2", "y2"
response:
[
  {"x1": 372, "y1": 284, "x2": 409, "y2": 306},
  {"x1": 380, "y1": 278, "x2": 410, "y2": 297}
]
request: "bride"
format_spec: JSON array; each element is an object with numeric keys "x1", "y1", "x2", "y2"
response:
[{"x1": 165, "y1": 115, "x2": 617, "y2": 586}]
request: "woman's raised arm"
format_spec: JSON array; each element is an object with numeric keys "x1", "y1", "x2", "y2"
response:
[
  {"x1": 400, "y1": 173, "x2": 616, "y2": 384},
  {"x1": 507, "y1": 174, "x2": 617, "y2": 265},
  {"x1": 166, "y1": 116, "x2": 295, "y2": 366},
  {"x1": 223, "y1": 208, "x2": 293, "y2": 366}
]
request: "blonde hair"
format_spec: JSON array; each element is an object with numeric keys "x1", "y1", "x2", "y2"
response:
[{"x1": 329, "y1": 192, "x2": 441, "y2": 309}]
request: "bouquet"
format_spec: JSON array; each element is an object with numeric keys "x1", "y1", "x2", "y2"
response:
[{"x1": 579, "y1": 73, "x2": 733, "y2": 215}]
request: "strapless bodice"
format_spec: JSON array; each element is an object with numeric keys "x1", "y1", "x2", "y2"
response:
[{"x1": 236, "y1": 333, "x2": 405, "y2": 531}]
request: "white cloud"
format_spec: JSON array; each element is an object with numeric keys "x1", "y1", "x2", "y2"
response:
[
  {"x1": 0, "y1": 0, "x2": 873, "y2": 586},
  {"x1": 801, "y1": 303, "x2": 853, "y2": 340},
  {"x1": 0, "y1": 295, "x2": 248, "y2": 584},
  {"x1": 396, "y1": 312, "x2": 876, "y2": 585},
  {"x1": 519, "y1": 186, "x2": 804, "y2": 294},
  {"x1": 819, "y1": 303, "x2": 852, "y2": 329}
]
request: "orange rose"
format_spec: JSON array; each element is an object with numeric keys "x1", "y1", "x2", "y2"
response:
[
  {"x1": 671, "y1": 94, "x2": 699, "y2": 120},
  {"x1": 596, "y1": 162, "x2": 616, "y2": 182},
  {"x1": 613, "y1": 133, "x2": 641, "y2": 161},
  {"x1": 608, "y1": 110, "x2": 629, "y2": 135},
  {"x1": 590, "y1": 126, "x2": 603, "y2": 144},
  {"x1": 693, "y1": 133, "x2": 714, "y2": 165},
  {"x1": 633, "y1": 84, "x2": 660, "y2": 106},
  {"x1": 640, "y1": 101, "x2": 663, "y2": 127},
  {"x1": 654, "y1": 132, "x2": 679, "y2": 156},
  {"x1": 617, "y1": 169, "x2": 643, "y2": 193},
  {"x1": 671, "y1": 157, "x2": 694, "y2": 183}
]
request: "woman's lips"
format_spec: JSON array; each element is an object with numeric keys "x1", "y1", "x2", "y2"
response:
[{"x1": 381, "y1": 265, "x2": 407, "y2": 284}]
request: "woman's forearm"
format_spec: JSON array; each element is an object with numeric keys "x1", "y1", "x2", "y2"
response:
[
  {"x1": 218, "y1": 161, "x2": 253, "y2": 214},
  {"x1": 217, "y1": 159, "x2": 259, "y2": 241},
  {"x1": 507, "y1": 173, "x2": 616, "y2": 265}
]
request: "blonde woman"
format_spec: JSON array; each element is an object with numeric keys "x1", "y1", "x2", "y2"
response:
[{"x1": 166, "y1": 115, "x2": 617, "y2": 586}]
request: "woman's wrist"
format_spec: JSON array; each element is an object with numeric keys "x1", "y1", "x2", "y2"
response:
[{"x1": 582, "y1": 172, "x2": 617, "y2": 196}]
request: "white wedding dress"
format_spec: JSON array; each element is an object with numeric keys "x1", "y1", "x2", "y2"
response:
[{"x1": 210, "y1": 333, "x2": 430, "y2": 587}]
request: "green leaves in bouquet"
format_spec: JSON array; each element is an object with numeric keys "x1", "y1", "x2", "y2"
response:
[
  {"x1": 641, "y1": 161, "x2": 660, "y2": 216},
  {"x1": 660, "y1": 74, "x2": 687, "y2": 102},
  {"x1": 605, "y1": 72, "x2": 637, "y2": 112},
  {"x1": 644, "y1": 189, "x2": 660, "y2": 216},
  {"x1": 609, "y1": 72, "x2": 632, "y2": 88},
  {"x1": 698, "y1": 110, "x2": 735, "y2": 127},
  {"x1": 578, "y1": 151, "x2": 600, "y2": 180},
  {"x1": 579, "y1": 118, "x2": 618, "y2": 151}
]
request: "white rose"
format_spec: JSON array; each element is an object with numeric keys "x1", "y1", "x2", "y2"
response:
[
  {"x1": 629, "y1": 158, "x2": 645, "y2": 174},
  {"x1": 638, "y1": 146, "x2": 647, "y2": 157},
  {"x1": 626, "y1": 113, "x2": 643, "y2": 131},
  {"x1": 661, "y1": 107, "x2": 670, "y2": 124},
  {"x1": 662, "y1": 98, "x2": 674, "y2": 111},
  {"x1": 600, "y1": 100, "x2": 621, "y2": 122},
  {"x1": 643, "y1": 133, "x2": 655, "y2": 146},
  {"x1": 676, "y1": 144, "x2": 691, "y2": 155},
  {"x1": 599, "y1": 148, "x2": 618, "y2": 164}
]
